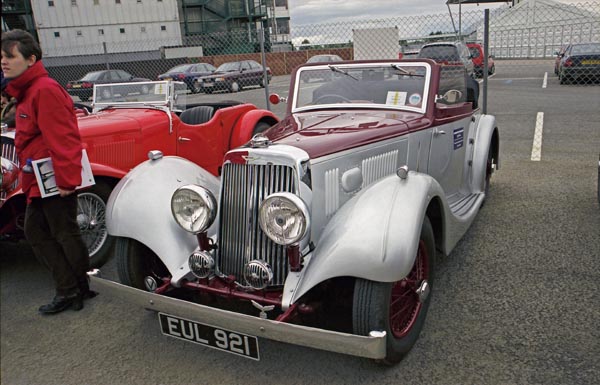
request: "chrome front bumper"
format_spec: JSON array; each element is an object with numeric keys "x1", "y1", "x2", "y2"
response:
[{"x1": 89, "y1": 275, "x2": 387, "y2": 360}]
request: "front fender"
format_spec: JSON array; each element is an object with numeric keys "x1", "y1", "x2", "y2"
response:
[
  {"x1": 291, "y1": 171, "x2": 445, "y2": 303},
  {"x1": 230, "y1": 109, "x2": 279, "y2": 149},
  {"x1": 106, "y1": 155, "x2": 220, "y2": 280},
  {"x1": 90, "y1": 162, "x2": 128, "y2": 179}
]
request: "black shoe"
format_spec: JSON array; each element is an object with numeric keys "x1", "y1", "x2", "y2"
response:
[
  {"x1": 82, "y1": 290, "x2": 98, "y2": 300},
  {"x1": 38, "y1": 293, "x2": 83, "y2": 315}
]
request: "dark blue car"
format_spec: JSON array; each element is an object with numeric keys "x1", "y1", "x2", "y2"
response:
[{"x1": 157, "y1": 63, "x2": 216, "y2": 93}]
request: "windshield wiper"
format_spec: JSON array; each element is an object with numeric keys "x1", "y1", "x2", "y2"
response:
[
  {"x1": 328, "y1": 65, "x2": 359, "y2": 81},
  {"x1": 391, "y1": 64, "x2": 425, "y2": 77}
]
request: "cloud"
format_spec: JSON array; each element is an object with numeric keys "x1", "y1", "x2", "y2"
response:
[{"x1": 288, "y1": 0, "x2": 503, "y2": 25}]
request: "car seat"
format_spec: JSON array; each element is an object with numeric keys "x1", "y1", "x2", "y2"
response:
[{"x1": 179, "y1": 106, "x2": 215, "y2": 125}]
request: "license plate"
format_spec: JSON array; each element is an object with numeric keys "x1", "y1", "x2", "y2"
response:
[
  {"x1": 582, "y1": 59, "x2": 600, "y2": 65},
  {"x1": 164, "y1": 77, "x2": 172, "y2": 81},
  {"x1": 158, "y1": 312, "x2": 260, "y2": 360},
  {"x1": 203, "y1": 82, "x2": 213, "y2": 87},
  {"x1": 72, "y1": 84, "x2": 81, "y2": 88}
]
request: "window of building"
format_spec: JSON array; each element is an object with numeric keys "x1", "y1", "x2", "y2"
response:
[
  {"x1": 76, "y1": 30, "x2": 82, "y2": 36},
  {"x1": 98, "y1": 29, "x2": 104, "y2": 35},
  {"x1": 48, "y1": 1, "x2": 54, "y2": 6},
  {"x1": 71, "y1": 0, "x2": 77, "y2": 6},
  {"x1": 115, "y1": 0, "x2": 121, "y2": 4},
  {"x1": 161, "y1": 25, "x2": 166, "y2": 31},
  {"x1": 93, "y1": 0, "x2": 99, "y2": 5},
  {"x1": 275, "y1": 0, "x2": 288, "y2": 7},
  {"x1": 140, "y1": 26, "x2": 146, "y2": 33},
  {"x1": 119, "y1": 28, "x2": 125, "y2": 34},
  {"x1": 54, "y1": 31, "x2": 60, "y2": 38},
  {"x1": 137, "y1": 0, "x2": 142, "y2": 3}
]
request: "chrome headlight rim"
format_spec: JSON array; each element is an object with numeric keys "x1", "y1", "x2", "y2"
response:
[
  {"x1": 258, "y1": 192, "x2": 310, "y2": 246},
  {"x1": 171, "y1": 185, "x2": 217, "y2": 234}
]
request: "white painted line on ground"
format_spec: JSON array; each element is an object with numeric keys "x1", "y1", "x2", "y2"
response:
[
  {"x1": 531, "y1": 112, "x2": 544, "y2": 161},
  {"x1": 542, "y1": 72, "x2": 548, "y2": 88}
]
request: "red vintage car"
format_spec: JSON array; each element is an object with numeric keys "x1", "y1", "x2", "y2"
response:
[{"x1": 0, "y1": 81, "x2": 278, "y2": 267}]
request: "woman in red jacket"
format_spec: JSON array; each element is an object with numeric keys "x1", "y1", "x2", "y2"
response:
[{"x1": 1, "y1": 30, "x2": 95, "y2": 314}]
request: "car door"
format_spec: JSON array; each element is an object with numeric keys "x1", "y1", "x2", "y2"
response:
[
  {"x1": 427, "y1": 71, "x2": 473, "y2": 196},
  {"x1": 240, "y1": 61, "x2": 253, "y2": 87}
]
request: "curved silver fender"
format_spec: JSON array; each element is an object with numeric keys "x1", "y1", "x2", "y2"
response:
[
  {"x1": 471, "y1": 114, "x2": 499, "y2": 192},
  {"x1": 106, "y1": 156, "x2": 220, "y2": 284},
  {"x1": 288, "y1": 171, "x2": 446, "y2": 304}
]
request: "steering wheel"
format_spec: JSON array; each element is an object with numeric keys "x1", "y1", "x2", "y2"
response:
[{"x1": 312, "y1": 94, "x2": 352, "y2": 104}]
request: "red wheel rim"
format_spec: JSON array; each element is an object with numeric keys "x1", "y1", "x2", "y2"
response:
[{"x1": 389, "y1": 239, "x2": 430, "y2": 338}]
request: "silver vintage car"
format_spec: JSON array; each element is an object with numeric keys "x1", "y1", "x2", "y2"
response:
[{"x1": 92, "y1": 59, "x2": 499, "y2": 364}]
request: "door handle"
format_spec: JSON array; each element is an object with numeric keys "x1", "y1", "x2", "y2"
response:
[
  {"x1": 434, "y1": 128, "x2": 446, "y2": 137},
  {"x1": 178, "y1": 137, "x2": 191, "y2": 142}
]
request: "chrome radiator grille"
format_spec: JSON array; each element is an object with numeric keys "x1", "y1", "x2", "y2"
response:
[
  {"x1": 1, "y1": 139, "x2": 18, "y2": 166},
  {"x1": 218, "y1": 162, "x2": 297, "y2": 286},
  {"x1": 1, "y1": 139, "x2": 19, "y2": 202}
]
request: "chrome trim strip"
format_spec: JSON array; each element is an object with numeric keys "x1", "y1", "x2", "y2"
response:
[{"x1": 90, "y1": 276, "x2": 387, "y2": 359}]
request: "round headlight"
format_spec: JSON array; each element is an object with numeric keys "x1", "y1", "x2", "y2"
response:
[
  {"x1": 259, "y1": 193, "x2": 310, "y2": 245},
  {"x1": 171, "y1": 185, "x2": 217, "y2": 234}
]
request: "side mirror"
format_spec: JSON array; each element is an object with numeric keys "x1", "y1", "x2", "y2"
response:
[
  {"x1": 436, "y1": 89, "x2": 463, "y2": 104},
  {"x1": 269, "y1": 93, "x2": 286, "y2": 105}
]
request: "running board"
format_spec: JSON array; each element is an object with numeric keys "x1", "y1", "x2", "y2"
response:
[{"x1": 448, "y1": 192, "x2": 483, "y2": 217}]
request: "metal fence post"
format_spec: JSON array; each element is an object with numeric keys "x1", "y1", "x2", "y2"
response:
[
  {"x1": 259, "y1": 28, "x2": 271, "y2": 111},
  {"x1": 483, "y1": 9, "x2": 489, "y2": 115}
]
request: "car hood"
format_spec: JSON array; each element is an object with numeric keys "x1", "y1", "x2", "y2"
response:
[
  {"x1": 77, "y1": 108, "x2": 164, "y2": 137},
  {"x1": 265, "y1": 110, "x2": 430, "y2": 159}
]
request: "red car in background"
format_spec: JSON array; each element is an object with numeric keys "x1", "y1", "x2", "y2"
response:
[
  {"x1": 467, "y1": 42, "x2": 495, "y2": 77},
  {"x1": 1, "y1": 81, "x2": 278, "y2": 268}
]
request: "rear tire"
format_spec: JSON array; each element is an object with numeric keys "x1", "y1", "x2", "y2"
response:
[
  {"x1": 230, "y1": 81, "x2": 240, "y2": 93},
  {"x1": 252, "y1": 121, "x2": 272, "y2": 136},
  {"x1": 77, "y1": 182, "x2": 114, "y2": 268},
  {"x1": 353, "y1": 216, "x2": 435, "y2": 365}
]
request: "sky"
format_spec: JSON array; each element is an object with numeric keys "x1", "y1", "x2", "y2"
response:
[
  {"x1": 288, "y1": 0, "x2": 511, "y2": 25},
  {"x1": 287, "y1": 0, "x2": 584, "y2": 25}
]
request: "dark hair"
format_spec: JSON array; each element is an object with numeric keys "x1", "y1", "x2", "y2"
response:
[{"x1": 1, "y1": 29, "x2": 42, "y2": 61}]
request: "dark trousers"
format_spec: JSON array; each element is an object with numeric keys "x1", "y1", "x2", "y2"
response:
[{"x1": 24, "y1": 194, "x2": 90, "y2": 297}]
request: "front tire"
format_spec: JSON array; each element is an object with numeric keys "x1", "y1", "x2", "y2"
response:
[
  {"x1": 77, "y1": 182, "x2": 114, "y2": 268},
  {"x1": 353, "y1": 216, "x2": 435, "y2": 365},
  {"x1": 115, "y1": 237, "x2": 170, "y2": 289}
]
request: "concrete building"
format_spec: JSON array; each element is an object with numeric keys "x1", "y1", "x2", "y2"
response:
[{"x1": 1, "y1": 0, "x2": 291, "y2": 57}]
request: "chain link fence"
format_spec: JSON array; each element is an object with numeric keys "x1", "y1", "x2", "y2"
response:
[{"x1": 41, "y1": 0, "x2": 600, "y2": 99}]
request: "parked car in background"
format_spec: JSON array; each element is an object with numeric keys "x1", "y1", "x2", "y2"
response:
[
  {"x1": 556, "y1": 42, "x2": 600, "y2": 84},
  {"x1": 554, "y1": 44, "x2": 569, "y2": 75},
  {"x1": 91, "y1": 59, "x2": 499, "y2": 364},
  {"x1": 419, "y1": 41, "x2": 479, "y2": 108},
  {"x1": 65, "y1": 69, "x2": 151, "y2": 101},
  {"x1": 418, "y1": 41, "x2": 475, "y2": 77},
  {"x1": 1, "y1": 81, "x2": 278, "y2": 268},
  {"x1": 467, "y1": 42, "x2": 495, "y2": 77},
  {"x1": 399, "y1": 50, "x2": 420, "y2": 60},
  {"x1": 157, "y1": 63, "x2": 216, "y2": 93},
  {"x1": 306, "y1": 54, "x2": 343, "y2": 63},
  {"x1": 194, "y1": 60, "x2": 271, "y2": 93}
]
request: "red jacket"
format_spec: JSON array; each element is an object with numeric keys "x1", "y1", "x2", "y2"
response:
[{"x1": 6, "y1": 61, "x2": 82, "y2": 202}]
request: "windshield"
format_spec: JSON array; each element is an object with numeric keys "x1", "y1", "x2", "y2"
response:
[
  {"x1": 92, "y1": 81, "x2": 187, "y2": 112},
  {"x1": 80, "y1": 71, "x2": 105, "y2": 81},
  {"x1": 571, "y1": 43, "x2": 600, "y2": 55},
  {"x1": 168, "y1": 64, "x2": 193, "y2": 73},
  {"x1": 216, "y1": 62, "x2": 241, "y2": 72},
  {"x1": 293, "y1": 62, "x2": 430, "y2": 113}
]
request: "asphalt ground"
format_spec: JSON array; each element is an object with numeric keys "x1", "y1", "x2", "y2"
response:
[{"x1": 1, "y1": 60, "x2": 599, "y2": 385}]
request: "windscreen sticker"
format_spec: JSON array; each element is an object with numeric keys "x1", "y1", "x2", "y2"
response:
[
  {"x1": 453, "y1": 128, "x2": 464, "y2": 150},
  {"x1": 408, "y1": 93, "x2": 422, "y2": 105},
  {"x1": 386, "y1": 91, "x2": 407, "y2": 106}
]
